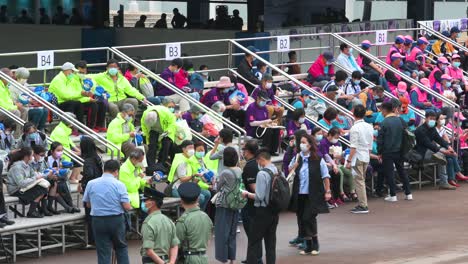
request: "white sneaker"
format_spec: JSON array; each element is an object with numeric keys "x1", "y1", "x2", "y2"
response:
[
  {"x1": 405, "y1": 194, "x2": 413, "y2": 201},
  {"x1": 236, "y1": 227, "x2": 241, "y2": 233},
  {"x1": 384, "y1": 196, "x2": 397, "y2": 202}
]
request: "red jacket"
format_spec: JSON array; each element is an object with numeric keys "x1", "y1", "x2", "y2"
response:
[{"x1": 308, "y1": 54, "x2": 335, "y2": 82}]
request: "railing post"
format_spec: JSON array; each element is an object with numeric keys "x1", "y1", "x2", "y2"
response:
[{"x1": 227, "y1": 41, "x2": 233, "y2": 70}]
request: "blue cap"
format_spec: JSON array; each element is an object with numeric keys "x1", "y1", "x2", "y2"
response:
[
  {"x1": 442, "y1": 31, "x2": 450, "y2": 38},
  {"x1": 450, "y1": 26, "x2": 460, "y2": 34},
  {"x1": 246, "y1": 45, "x2": 259, "y2": 54},
  {"x1": 301, "y1": 89, "x2": 313, "y2": 96}
]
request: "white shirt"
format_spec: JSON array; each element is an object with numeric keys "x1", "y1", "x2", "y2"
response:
[{"x1": 349, "y1": 119, "x2": 373, "y2": 163}]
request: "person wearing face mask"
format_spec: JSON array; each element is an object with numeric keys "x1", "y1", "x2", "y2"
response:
[
  {"x1": 446, "y1": 54, "x2": 468, "y2": 97},
  {"x1": 181, "y1": 104, "x2": 204, "y2": 133},
  {"x1": 107, "y1": 103, "x2": 137, "y2": 158},
  {"x1": 440, "y1": 74, "x2": 457, "y2": 108},
  {"x1": 175, "y1": 182, "x2": 213, "y2": 264},
  {"x1": 222, "y1": 75, "x2": 248, "y2": 128},
  {"x1": 140, "y1": 187, "x2": 179, "y2": 264},
  {"x1": 286, "y1": 135, "x2": 331, "y2": 256},
  {"x1": 92, "y1": 59, "x2": 148, "y2": 119},
  {"x1": 82, "y1": 160, "x2": 132, "y2": 264},
  {"x1": 384, "y1": 53, "x2": 405, "y2": 93},
  {"x1": 399, "y1": 97, "x2": 416, "y2": 132},
  {"x1": 46, "y1": 142, "x2": 81, "y2": 214},
  {"x1": 251, "y1": 74, "x2": 284, "y2": 125},
  {"x1": 336, "y1": 43, "x2": 363, "y2": 74},
  {"x1": 237, "y1": 46, "x2": 262, "y2": 94},
  {"x1": 392, "y1": 81, "x2": 410, "y2": 102},
  {"x1": 190, "y1": 142, "x2": 216, "y2": 204},
  {"x1": 200, "y1": 76, "x2": 232, "y2": 108},
  {"x1": 0, "y1": 68, "x2": 26, "y2": 138},
  {"x1": 386, "y1": 35, "x2": 405, "y2": 65},
  {"x1": 291, "y1": 89, "x2": 313, "y2": 110},
  {"x1": 253, "y1": 60, "x2": 268, "y2": 81},
  {"x1": 287, "y1": 108, "x2": 314, "y2": 138},
  {"x1": 307, "y1": 51, "x2": 336, "y2": 85},
  {"x1": 199, "y1": 65, "x2": 212, "y2": 82},
  {"x1": 49, "y1": 112, "x2": 82, "y2": 183},
  {"x1": 17, "y1": 122, "x2": 48, "y2": 150},
  {"x1": 210, "y1": 128, "x2": 239, "y2": 176},
  {"x1": 410, "y1": 78, "x2": 435, "y2": 111},
  {"x1": 7, "y1": 147, "x2": 51, "y2": 218},
  {"x1": 245, "y1": 90, "x2": 280, "y2": 156},
  {"x1": 203, "y1": 101, "x2": 226, "y2": 132},
  {"x1": 0, "y1": 119, "x2": 17, "y2": 153},
  {"x1": 358, "y1": 85, "x2": 381, "y2": 123},
  {"x1": 119, "y1": 148, "x2": 152, "y2": 209},
  {"x1": 49, "y1": 62, "x2": 97, "y2": 131},
  {"x1": 429, "y1": 56, "x2": 450, "y2": 93},
  {"x1": 318, "y1": 107, "x2": 340, "y2": 131},
  {"x1": 407, "y1": 37, "x2": 432, "y2": 76},
  {"x1": 141, "y1": 106, "x2": 177, "y2": 174},
  {"x1": 377, "y1": 102, "x2": 413, "y2": 202}
]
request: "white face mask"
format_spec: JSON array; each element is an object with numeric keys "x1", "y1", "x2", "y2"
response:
[
  {"x1": 330, "y1": 138, "x2": 339, "y2": 144},
  {"x1": 135, "y1": 162, "x2": 144, "y2": 168},
  {"x1": 298, "y1": 117, "x2": 305, "y2": 124},
  {"x1": 300, "y1": 143, "x2": 309, "y2": 153},
  {"x1": 37, "y1": 156, "x2": 44, "y2": 163},
  {"x1": 439, "y1": 119, "x2": 445, "y2": 126},
  {"x1": 17, "y1": 78, "x2": 27, "y2": 85},
  {"x1": 186, "y1": 149, "x2": 195, "y2": 157},
  {"x1": 266, "y1": 82, "x2": 273, "y2": 89}
]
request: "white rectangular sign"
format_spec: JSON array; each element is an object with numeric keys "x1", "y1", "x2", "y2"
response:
[
  {"x1": 277, "y1": 36, "x2": 290, "y2": 52},
  {"x1": 375, "y1": 30, "x2": 387, "y2": 46},
  {"x1": 37, "y1": 51, "x2": 54, "y2": 70},
  {"x1": 165, "y1": 43, "x2": 181, "y2": 61}
]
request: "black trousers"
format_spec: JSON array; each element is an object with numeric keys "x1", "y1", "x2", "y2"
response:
[
  {"x1": 84, "y1": 202, "x2": 95, "y2": 245},
  {"x1": 147, "y1": 130, "x2": 174, "y2": 170},
  {"x1": 223, "y1": 109, "x2": 245, "y2": 130},
  {"x1": 0, "y1": 161, "x2": 6, "y2": 216},
  {"x1": 83, "y1": 102, "x2": 106, "y2": 128},
  {"x1": 370, "y1": 159, "x2": 385, "y2": 195},
  {"x1": 246, "y1": 207, "x2": 278, "y2": 264},
  {"x1": 329, "y1": 170, "x2": 341, "y2": 199},
  {"x1": 59, "y1": 101, "x2": 84, "y2": 123},
  {"x1": 382, "y1": 151, "x2": 411, "y2": 196},
  {"x1": 297, "y1": 194, "x2": 317, "y2": 238},
  {"x1": 241, "y1": 204, "x2": 262, "y2": 262},
  {"x1": 254, "y1": 127, "x2": 280, "y2": 154}
]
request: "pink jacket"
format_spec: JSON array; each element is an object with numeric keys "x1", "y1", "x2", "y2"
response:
[
  {"x1": 386, "y1": 45, "x2": 402, "y2": 65},
  {"x1": 174, "y1": 69, "x2": 189, "y2": 89},
  {"x1": 446, "y1": 66, "x2": 468, "y2": 87}
]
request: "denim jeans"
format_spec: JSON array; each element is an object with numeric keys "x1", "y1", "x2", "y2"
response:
[
  {"x1": 147, "y1": 96, "x2": 163, "y2": 105},
  {"x1": 424, "y1": 150, "x2": 448, "y2": 185},
  {"x1": 172, "y1": 187, "x2": 208, "y2": 210},
  {"x1": 446, "y1": 156, "x2": 461, "y2": 181},
  {"x1": 28, "y1": 108, "x2": 48, "y2": 131},
  {"x1": 92, "y1": 215, "x2": 129, "y2": 264}
]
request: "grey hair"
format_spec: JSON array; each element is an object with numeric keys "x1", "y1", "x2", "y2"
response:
[
  {"x1": 15, "y1": 67, "x2": 30, "y2": 79},
  {"x1": 129, "y1": 148, "x2": 145, "y2": 159},
  {"x1": 162, "y1": 97, "x2": 175, "y2": 105},
  {"x1": 121, "y1": 103, "x2": 135, "y2": 114},
  {"x1": 190, "y1": 104, "x2": 202, "y2": 113},
  {"x1": 211, "y1": 101, "x2": 226, "y2": 112}
]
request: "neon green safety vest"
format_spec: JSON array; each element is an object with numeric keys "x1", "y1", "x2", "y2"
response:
[
  {"x1": 119, "y1": 158, "x2": 147, "y2": 208},
  {"x1": 91, "y1": 72, "x2": 145, "y2": 102}
]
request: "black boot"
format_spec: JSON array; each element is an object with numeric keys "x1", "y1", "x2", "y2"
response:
[
  {"x1": 47, "y1": 197, "x2": 61, "y2": 215},
  {"x1": 56, "y1": 196, "x2": 73, "y2": 213},
  {"x1": 27, "y1": 202, "x2": 43, "y2": 218},
  {"x1": 40, "y1": 199, "x2": 53, "y2": 216},
  {"x1": 311, "y1": 236, "x2": 320, "y2": 255}
]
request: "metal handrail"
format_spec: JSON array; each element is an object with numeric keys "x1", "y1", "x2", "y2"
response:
[
  {"x1": 0, "y1": 107, "x2": 84, "y2": 166},
  {"x1": 331, "y1": 33, "x2": 459, "y2": 108},
  {"x1": 229, "y1": 39, "x2": 355, "y2": 121},
  {"x1": 418, "y1": 22, "x2": 468, "y2": 55},
  {"x1": 0, "y1": 71, "x2": 120, "y2": 160},
  {"x1": 0, "y1": 47, "x2": 109, "y2": 57},
  {"x1": 143, "y1": 100, "x2": 215, "y2": 149},
  {"x1": 109, "y1": 47, "x2": 247, "y2": 143}
]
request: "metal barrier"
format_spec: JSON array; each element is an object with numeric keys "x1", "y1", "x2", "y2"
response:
[
  {"x1": 0, "y1": 107, "x2": 84, "y2": 166},
  {"x1": 331, "y1": 33, "x2": 460, "y2": 109},
  {"x1": 0, "y1": 72, "x2": 120, "y2": 160}
]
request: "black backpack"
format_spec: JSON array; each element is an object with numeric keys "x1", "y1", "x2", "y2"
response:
[
  {"x1": 263, "y1": 168, "x2": 291, "y2": 213},
  {"x1": 400, "y1": 118, "x2": 416, "y2": 157}
]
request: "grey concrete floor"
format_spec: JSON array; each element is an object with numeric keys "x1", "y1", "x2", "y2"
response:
[{"x1": 16, "y1": 185, "x2": 468, "y2": 264}]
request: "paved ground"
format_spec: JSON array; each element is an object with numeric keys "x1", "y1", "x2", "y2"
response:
[{"x1": 16, "y1": 185, "x2": 468, "y2": 264}]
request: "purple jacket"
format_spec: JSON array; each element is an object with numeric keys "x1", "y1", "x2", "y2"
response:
[
  {"x1": 286, "y1": 120, "x2": 313, "y2": 137},
  {"x1": 251, "y1": 86, "x2": 277, "y2": 105},
  {"x1": 156, "y1": 68, "x2": 176, "y2": 96},
  {"x1": 201, "y1": 88, "x2": 227, "y2": 108},
  {"x1": 318, "y1": 138, "x2": 341, "y2": 162}
]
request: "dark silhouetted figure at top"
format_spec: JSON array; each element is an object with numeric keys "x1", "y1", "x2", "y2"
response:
[
  {"x1": 39, "y1": 8, "x2": 50, "y2": 24},
  {"x1": 231, "y1": 9, "x2": 243, "y2": 30},
  {"x1": 135, "y1": 15, "x2": 146, "y2": 28},
  {"x1": 171, "y1": 8, "x2": 187, "y2": 29},
  {"x1": 69, "y1": 8, "x2": 83, "y2": 25},
  {"x1": 15, "y1": 9, "x2": 33, "y2": 24},
  {"x1": 154, "y1": 13, "x2": 167, "y2": 28},
  {"x1": 0, "y1": 5, "x2": 8, "y2": 23},
  {"x1": 53, "y1": 6, "x2": 69, "y2": 25}
]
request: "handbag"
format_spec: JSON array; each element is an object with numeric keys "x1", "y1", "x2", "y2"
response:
[
  {"x1": 20, "y1": 178, "x2": 50, "y2": 193},
  {"x1": 286, "y1": 154, "x2": 300, "y2": 195},
  {"x1": 175, "y1": 120, "x2": 193, "y2": 145},
  {"x1": 137, "y1": 76, "x2": 155, "y2": 97},
  {"x1": 163, "y1": 178, "x2": 180, "y2": 197}
]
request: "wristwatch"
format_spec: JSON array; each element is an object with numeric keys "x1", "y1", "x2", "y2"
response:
[{"x1": 325, "y1": 190, "x2": 331, "y2": 194}]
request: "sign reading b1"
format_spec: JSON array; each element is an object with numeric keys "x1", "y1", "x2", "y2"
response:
[
  {"x1": 165, "y1": 43, "x2": 181, "y2": 61},
  {"x1": 375, "y1": 30, "x2": 387, "y2": 45},
  {"x1": 277, "y1": 36, "x2": 290, "y2": 52},
  {"x1": 37, "y1": 51, "x2": 54, "y2": 70}
]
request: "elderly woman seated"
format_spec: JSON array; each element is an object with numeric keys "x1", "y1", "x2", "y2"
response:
[{"x1": 182, "y1": 104, "x2": 204, "y2": 133}]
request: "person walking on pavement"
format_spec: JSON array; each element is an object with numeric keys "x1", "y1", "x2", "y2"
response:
[
  {"x1": 82, "y1": 160, "x2": 132, "y2": 264},
  {"x1": 140, "y1": 187, "x2": 179, "y2": 264},
  {"x1": 176, "y1": 182, "x2": 213, "y2": 264},
  {"x1": 377, "y1": 102, "x2": 413, "y2": 202},
  {"x1": 347, "y1": 105, "x2": 374, "y2": 214}
]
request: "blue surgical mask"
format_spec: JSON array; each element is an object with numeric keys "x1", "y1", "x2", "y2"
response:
[
  {"x1": 258, "y1": 101, "x2": 266, "y2": 107},
  {"x1": 374, "y1": 95, "x2": 380, "y2": 99},
  {"x1": 222, "y1": 89, "x2": 230, "y2": 94},
  {"x1": 428, "y1": 120, "x2": 436, "y2": 128},
  {"x1": 335, "y1": 94, "x2": 339, "y2": 100},
  {"x1": 441, "y1": 65, "x2": 447, "y2": 71},
  {"x1": 353, "y1": 80, "x2": 361, "y2": 85},
  {"x1": 67, "y1": 73, "x2": 75, "y2": 80},
  {"x1": 446, "y1": 82, "x2": 452, "y2": 88},
  {"x1": 28, "y1": 132, "x2": 37, "y2": 140},
  {"x1": 373, "y1": 130, "x2": 378, "y2": 137},
  {"x1": 197, "y1": 113, "x2": 203, "y2": 119},
  {"x1": 195, "y1": 151, "x2": 205, "y2": 159},
  {"x1": 315, "y1": 134, "x2": 323, "y2": 142},
  {"x1": 399, "y1": 61, "x2": 404, "y2": 67},
  {"x1": 140, "y1": 201, "x2": 148, "y2": 213},
  {"x1": 453, "y1": 62, "x2": 461, "y2": 68},
  {"x1": 458, "y1": 33, "x2": 461, "y2": 38},
  {"x1": 349, "y1": 48, "x2": 353, "y2": 54},
  {"x1": 305, "y1": 98, "x2": 312, "y2": 104},
  {"x1": 324, "y1": 66, "x2": 329, "y2": 74},
  {"x1": 168, "y1": 107, "x2": 175, "y2": 113},
  {"x1": 108, "y1": 68, "x2": 119, "y2": 76}
]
